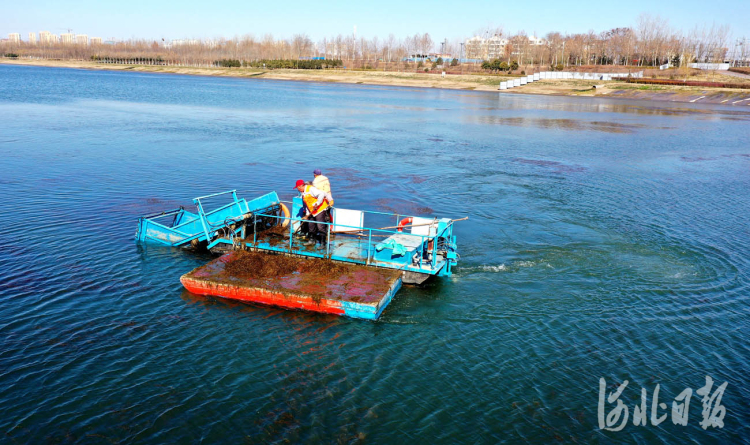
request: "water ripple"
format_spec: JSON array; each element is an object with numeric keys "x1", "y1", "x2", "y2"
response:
[{"x1": 1, "y1": 64, "x2": 748, "y2": 443}]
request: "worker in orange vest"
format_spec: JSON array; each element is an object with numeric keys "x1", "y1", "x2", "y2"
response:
[{"x1": 294, "y1": 179, "x2": 333, "y2": 246}]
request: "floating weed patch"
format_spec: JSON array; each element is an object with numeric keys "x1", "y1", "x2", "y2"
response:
[
  {"x1": 478, "y1": 117, "x2": 647, "y2": 134},
  {"x1": 513, "y1": 158, "x2": 586, "y2": 173}
]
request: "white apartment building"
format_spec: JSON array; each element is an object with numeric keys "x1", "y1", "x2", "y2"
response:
[
  {"x1": 8, "y1": 33, "x2": 21, "y2": 44},
  {"x1": 39, "y1": 31, "x2": 52, "y2": 44},
  {"x1": 487, "y1": 35, "x2": 509, "y2": 59},
  {"x1": 60, "y1": 33, "x2": 75, "y2": 44},
  {"x1": 464, "y1": 36, "x2": 485, "y2": 59},
  {"x1": 28, "y1": 32, "x2": 37, "y2": 44},
  {"x1": 76, "y1": 34, "x2": 88, "y2": 45},
  {"x1": 90, "y1": 37, "x2": 102, "y2": 45},
  {"x1": 528, "y1": 36, "x2": 546, "y2": 46},
  {"x1": 464, "y1": 35, "x2": 508, "y2": 60}
]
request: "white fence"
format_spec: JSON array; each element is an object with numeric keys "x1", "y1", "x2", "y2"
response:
[
  {"x1": 499, "y1": 70, "x2": 643, "y2": 90},
  {"x1": 689, "y1": 63, "x2": 730, "y2": 70}
]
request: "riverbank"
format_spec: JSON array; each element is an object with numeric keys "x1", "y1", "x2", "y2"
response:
[{"x1": 3, "y1": 58, "x2": 750, "y2": 104}]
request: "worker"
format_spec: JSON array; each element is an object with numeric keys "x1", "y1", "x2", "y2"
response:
[
  {"x1": 312, "y1": 169, "x2": 332, "y2": 196},
  {"x1": 312, "y1": 169, "x2": 333, "y2": 223},
  {"x1": 294, "y1": 179, "x2": 333, "y2": 246}
]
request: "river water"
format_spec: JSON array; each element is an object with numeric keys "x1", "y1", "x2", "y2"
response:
[{"x1": 1, "y1": 64, "x2": 748, "y2": 443}]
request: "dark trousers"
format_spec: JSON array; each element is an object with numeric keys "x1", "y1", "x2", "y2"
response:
[{"x1": 302, "y1": 212, "x2": 327, "y2": 236}]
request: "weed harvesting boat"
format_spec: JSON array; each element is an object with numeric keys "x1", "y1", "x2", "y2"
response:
[{"x1": 136, "y1": 190, "x2": 461, "y2": 319}]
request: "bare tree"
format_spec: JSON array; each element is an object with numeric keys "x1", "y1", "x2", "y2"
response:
[
  {"x1": 291, "y1": 33, "x2": 312, "y2": 64},
  {"x1": 4, "y1": 18, "x2": 736, "y2": 73},
  {"x1": 420, "y1": 33, "x2": 433, "y2": 56}
]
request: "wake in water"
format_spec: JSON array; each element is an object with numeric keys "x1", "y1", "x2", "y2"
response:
[
  {"x1": 453, "y1": 260, "x2": 553, "y2": 278},
  {"x1": 476, "y1": 264, "x2": 508, "y2": 272}
]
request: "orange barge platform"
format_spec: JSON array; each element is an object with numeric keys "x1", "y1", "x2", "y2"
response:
[{"x1": 180, "y1": 251, "x2": 403, "y2": 320}]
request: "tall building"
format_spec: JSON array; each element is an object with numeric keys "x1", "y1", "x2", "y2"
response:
[
  {"x1": 76, "y1": 34, "x2": 88, "y2": 45},
  {"x1": 464, "y1": 35, "x2": 508, "y2": 60},
  {"x1": 464, "y1": 36, "x2": 485, "y2": 59},
  {"x1": 60, "y1": 33, "x2": 75, "y2": 44},
  {"x1": 39, "y1": 31, "x2": 52, "y2": 44},
  {"x1": 8, "y1": 33, "x2": 21, "y2": 44},
  {"x1": 90, "y1": 37, "x2": 102, "y2": 45},
  {"x1": 464, "y1": 34, "x2": 545, "y2": 60},
  {"x1": 28, "y1": 32, "x2": 37, "y2": 44},
  {"x1": 486, "y1": 35, "x2": 508, "y2": 59}
]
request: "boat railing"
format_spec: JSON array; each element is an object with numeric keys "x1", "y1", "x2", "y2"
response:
[
  {"x1": 247, "y1": 210, "x2": 440, "y2": 272},
  {"x1": 277, "y1": 200, "x2": 435, "y2": 227},
  {"x1": 193, "y1": 190, "x2": 241, "y2": 204}
]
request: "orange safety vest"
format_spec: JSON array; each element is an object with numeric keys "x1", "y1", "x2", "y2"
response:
[{"x1": 302, "y1": 185, "x2": 330, "y2": 216}]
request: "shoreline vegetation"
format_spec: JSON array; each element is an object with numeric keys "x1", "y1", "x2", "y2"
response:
[{"x1": 3, "y1": 58, "x2": 749, "y2": 104}]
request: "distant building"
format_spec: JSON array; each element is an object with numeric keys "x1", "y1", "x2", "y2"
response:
[
  {"x1": 465, "y1": 34, "x2": 508, "y2": 60},
  {"x1": 487, "y1": 35, "x2": 508, "y2": 59},
  {"x1": 169, "y1": 39, "x2": 201, "y2": 47},
  {"x1": 60, "y1": 33, "x2": 75, "y2": 44},
  {"x1": 8, "y1": 33, "x2": 21, "y2": 44},
  {"x1": 464, "y1": 34, "x2": 546, "y2": 61},
  {"x1": 90, "y1": 37, "x2": 102, "y2": 45},
  {"x1": 28, "y1": 32, "x2": 37, "y2": 44},
  {"x1": 76, "y1": 34, "x2": 88, "y2": 45},
  {"x1": 39, "y1": 31, "x2": 52, "y2": 44},
  {"x1": 464, "y1": 36, "x2": 485, "y2": 59},
  {"x1": 528, "y1": 36, "x2": 546, "y2": 46}
]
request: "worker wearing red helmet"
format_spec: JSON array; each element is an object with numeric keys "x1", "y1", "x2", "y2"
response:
[{"x1": 294, "y1": 179, "x2": 333, "y2": 246}]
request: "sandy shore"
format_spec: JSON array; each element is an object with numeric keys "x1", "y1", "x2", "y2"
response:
[{"x1": 3, "y1": 58, "x2": 750, "y2": 104}]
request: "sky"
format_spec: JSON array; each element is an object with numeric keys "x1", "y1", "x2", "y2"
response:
[{"x1": 2, "y1": 0, "x2": 748, "y2": 43}]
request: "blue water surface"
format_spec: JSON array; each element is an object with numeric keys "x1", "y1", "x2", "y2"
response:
[{"x1": 0, "y1": 64, "x2": 749, "y2": 443}]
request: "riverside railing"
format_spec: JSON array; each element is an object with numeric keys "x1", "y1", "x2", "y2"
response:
[{"x1": 500, "y1": 70, "x2": 644, "y2": 90}]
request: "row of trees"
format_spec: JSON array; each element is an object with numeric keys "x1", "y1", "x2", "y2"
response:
[
  {"x1": 470, "y1": 17, "x2": 738, "y2": 69},
  {"x1": 214, "y1": 58, "x2": 343, "y2": 69},
  {"x1": 2, "y1": 15, "x2": 745, "y2": 70},
  {"x1": 537, "y1": 17, "x2": 734, "y2": 68},
  {"x1": 0, "y1": 32, "x2": 439, "y2": 69},
  {"x1": 480, "y1": 59, "x2": 519, "y2": 73}
]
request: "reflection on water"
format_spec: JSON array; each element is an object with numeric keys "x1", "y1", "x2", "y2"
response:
[
  {"x1": 474, "y1": 116, "x2": 650, "y2": 133},
  {"x1": 487, "y1": 94, "x2": 750, "y2": 120},
  {"x1": 0, "y1": 65, "x2": 748, "y2": 443}
]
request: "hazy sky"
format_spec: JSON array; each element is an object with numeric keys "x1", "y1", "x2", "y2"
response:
[{"x1": 2, "y1": 0, "x2": 748, "y2": 42}]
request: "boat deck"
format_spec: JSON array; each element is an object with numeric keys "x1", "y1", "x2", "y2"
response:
[{"x1": 181, "y1": 250, "x2": 402, "y2": 320}]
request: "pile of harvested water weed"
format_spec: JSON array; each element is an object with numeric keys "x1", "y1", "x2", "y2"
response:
[
  {"x1": 222, "y1": 251, "x2": 359, "y2": 280},
  {"x1": 223, "y1": 251, "x2": 298, "y2": 278}
]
